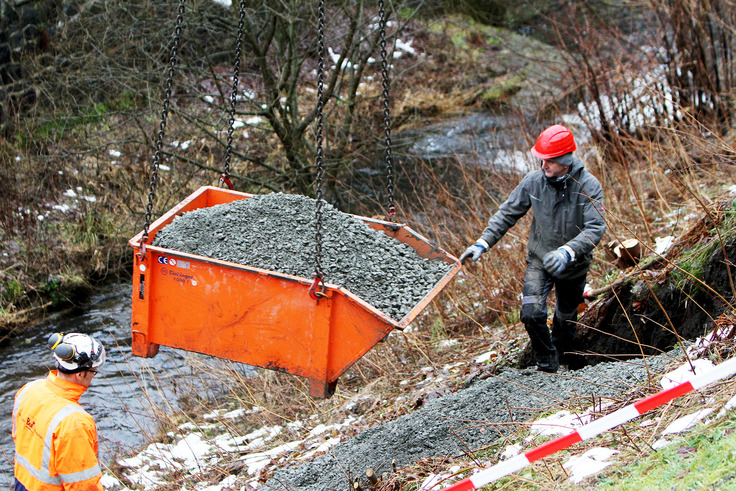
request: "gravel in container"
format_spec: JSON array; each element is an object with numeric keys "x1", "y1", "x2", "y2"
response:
[{"x1": 152, "y1": 192, "x2": 454, "y2": 321}]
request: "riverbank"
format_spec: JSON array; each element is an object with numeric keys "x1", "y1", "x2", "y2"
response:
[{"x1": 95, "y1": 325, "x2": 736, "y2": 490}]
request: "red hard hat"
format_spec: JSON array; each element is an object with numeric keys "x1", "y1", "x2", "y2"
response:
[{"x1": 531, "y1": 124, "x2": 576, "y2": 159}]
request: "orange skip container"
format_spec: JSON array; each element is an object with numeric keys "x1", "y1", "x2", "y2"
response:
[{"x1": 129, "y1": 186, "x2": 461, "y2": 397}]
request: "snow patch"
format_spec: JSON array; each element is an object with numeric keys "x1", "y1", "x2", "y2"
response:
[
  {"x1": 716, "y1": 394, "x2": 736, "y2": 418},
  {"x1": 529, "y1": 410, "x2": 592, "y2": 437},
  {"x1": 475, "y1": 350, "x2": 497, "y2": 364},
  {"x1": 654, "y1": 236, "x2": 675, "y2": 255},
  {"x1": 661, "y1": 408, "x2": 714, "y2": 435},
  {"x1": 660, "y1": 359, "x2": 715, "y2": 389},
  {"x1": 564, "y1": 447, "x2": 619, "y2": 483},
  {"x1": 501, "y1": 443, "x2": 522, "y2": 459},
  {"x1": 396, "y1": 38, "x2": 415, "y2": 55}
]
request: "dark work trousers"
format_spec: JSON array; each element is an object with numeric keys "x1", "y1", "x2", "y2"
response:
[{"x1": 519, "y1": 260, "x2": 587, "y2": 367}]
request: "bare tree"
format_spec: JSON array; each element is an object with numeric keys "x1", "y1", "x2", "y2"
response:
[
  {"x1": 653, "y1": 0, "x2": 736, "y2": 126},
  {"x1": 228, "y1": 0, "x2": 410, "y2": 199}
]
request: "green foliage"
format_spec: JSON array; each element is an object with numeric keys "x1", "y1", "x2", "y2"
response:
[
  {"x1": 480, "y1": 74, "x2": 523, "y2": 106},
  {"x1": 410, "y1": 0, "x2": 547, "y2": 28},
  {"x1": 450, "y1": 29, "x2": 471, "y2": 50},
  {"x1": 671, "y1": 207, "x2": 736, "y2": 291},
  {"x1": 63, "y1": 209, "x2": 115, "y2": 248},
  {"x1": 38, "y1": 275, "x2": 84, "y2": 305},
  {"x1": 107, "y1": 90, "x2": 139, "y2": 112},
  {"x1": 19, "y1": 88, "x2": 138, "y2": 146},
  {"x1": 1, "y1": 279, "x2": 24, "y2": 305},
  {"x1": 398, "y1": 5, "x2": 420, "y2": 20},
  {"x1": 671, "y1": 253, "x2": 706, "y2": 287},
  {"x1": 428, "y1": 318, "x2": 449, "y2": 343},
  {"x1": 425, "y1": 15, "x2": 510, "y2": 64},
  {"x1": 29, "y1": 102, "x2": 111, "y2": 144},
  {"x1": 40, "y1": 273, "x2": 86, "y2": 305},
  {"x1": 596, "y1": 413, "x2": 736, "y2": 489},
  {"x1": 504, "y1": 309, "x2": 520, "y2": 325},
  {"x1": 58, "y1": 209, "x2": 115, "y2": 250},
  {"x1": 671, "y1": 241, "x2": 715, "y2": 289}
]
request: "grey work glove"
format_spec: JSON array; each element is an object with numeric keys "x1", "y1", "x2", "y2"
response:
[
  {"x1": 543, "y1": 247, "x2": 571, "y2": 276},
  {"x1": 459, "y1": 242, "x2": 487, "y2": 264}
]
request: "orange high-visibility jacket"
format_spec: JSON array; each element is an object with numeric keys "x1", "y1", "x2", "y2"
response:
[{"x1": 12, "y1": 371, "x2": 103, "y2": 490}]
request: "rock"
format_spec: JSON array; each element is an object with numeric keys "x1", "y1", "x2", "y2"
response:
[
  {"x1": 265, "y1": 351, "x2": 678, "y2": 490},
  {"x1": 152, "y1": 192, "x2": 453, "y2": 321}
]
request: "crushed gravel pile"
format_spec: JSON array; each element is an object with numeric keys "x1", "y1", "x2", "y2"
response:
[
  {"x1": 152, "y1": 193, "x2": 453, "y2": 321},
  {"x1": 263, "y1": 350, "x2": 681, "y2": 490}
]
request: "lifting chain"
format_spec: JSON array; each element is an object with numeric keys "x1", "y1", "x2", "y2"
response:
[
  {"x1": 221, "y1": 0, "x2": 247, "y2": 191},
  {"x1": 310, "y1": 0, "x2": 327, "y2": 300},
  {"x1": 141, "y1": 0, "x2": 186, "y2": 257},
  {"x1": 378, "y1": 0, "x2": 395, "y2": 222}
]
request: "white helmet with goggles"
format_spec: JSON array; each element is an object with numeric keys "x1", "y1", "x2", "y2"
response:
[{"x1": 48, "y1": 333, "x2": 106, "y2": 374}]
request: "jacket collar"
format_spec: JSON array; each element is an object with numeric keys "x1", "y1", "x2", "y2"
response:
[
  {"x1": 543, "y1": 154, "x2": 584, "y2": 186},
  {"x1": 567, "y1": 154, "x2": 584, "y2": 178},
  {"x1": 46, "y1": 370, "x2": 87, "y2": 403}
]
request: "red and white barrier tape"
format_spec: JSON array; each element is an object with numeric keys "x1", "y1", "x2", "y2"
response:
[{"x1": 441, "y1": 356, "x2": 736, "y2": 491}]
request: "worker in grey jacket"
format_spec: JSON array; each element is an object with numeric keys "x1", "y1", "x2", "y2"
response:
[{"x1": 459, "y1": 124, "x2": 606, "y2": 372}]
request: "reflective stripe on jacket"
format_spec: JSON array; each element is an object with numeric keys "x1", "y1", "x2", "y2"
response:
[
  {"x1": 12, "y1": 371, "x2": 103, "y2": 490},
  {"x1": 479, "y1": 155, "x2": 606, "y2": 279}
]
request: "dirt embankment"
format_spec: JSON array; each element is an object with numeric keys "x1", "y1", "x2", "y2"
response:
[{"x1": 575, "y1": 201, "x2": 736, "y2": 366}]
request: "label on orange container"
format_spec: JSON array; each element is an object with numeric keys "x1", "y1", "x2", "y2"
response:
[
  {"x1": 161, "y1": 266, "x2": 198, "y2": 286},
  {"x1": 158, "y1": 255, "x2": 191, "y2": 269},
  {"x1": 156, "y1": 255, "x2": 198, "y2": 286}
]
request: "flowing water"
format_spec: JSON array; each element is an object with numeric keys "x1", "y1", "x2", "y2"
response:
[{"x1": 0, "y1": 283, "x2": 249, "y2": 484}]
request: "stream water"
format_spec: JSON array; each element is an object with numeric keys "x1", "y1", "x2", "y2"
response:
[{"x1": 0, "y1": 282, "x2": 248, "y2": 484}]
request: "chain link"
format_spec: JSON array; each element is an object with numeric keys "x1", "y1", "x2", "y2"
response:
[
  {"x1": 313, "y1": 0, "x2": 326, "y2": 284},
  {"x1": 222, "y1": 0, "x2": 247, "y2": 190},
  {"x1": 378, "y1": 0, "x2": 395, "y2": 221},
  {"x1": 142, "y1": 0, "x2": 186, "y2": 245}
]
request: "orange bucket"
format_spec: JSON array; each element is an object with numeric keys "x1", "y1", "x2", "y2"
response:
[{"x1": 129, "y1": 186, "x2": 461, "y2": 397}]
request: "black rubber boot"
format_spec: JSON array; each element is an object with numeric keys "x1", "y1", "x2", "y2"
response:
[{"x1": 535, "y1": 351, "x2": 559, "y2": 373}]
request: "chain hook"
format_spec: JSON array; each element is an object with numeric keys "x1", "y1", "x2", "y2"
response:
[
  {"x1": 309, "y1": 273, "x2": 327, "y2": 301},
  {"x1": 138, "y1": 241, "x2": 147, "y2": 261},
  {"x1": 219, "y1": 173, "x2": 234, "y2": 190}
]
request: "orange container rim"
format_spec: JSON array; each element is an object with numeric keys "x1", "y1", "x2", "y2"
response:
[{"x1": 129, "y1": 186, "x2": 461, "y2": 327}]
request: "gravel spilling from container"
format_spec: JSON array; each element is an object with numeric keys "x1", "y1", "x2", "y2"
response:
[
  {"x1": 152, "y1": 193, "x2": 454, "y2": 321},
  {"x1": 263, "y1": 349, "x2": 682, "y2": 491}
]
